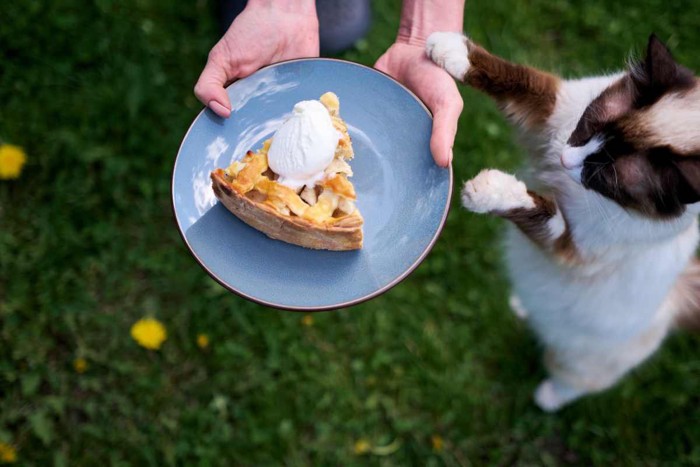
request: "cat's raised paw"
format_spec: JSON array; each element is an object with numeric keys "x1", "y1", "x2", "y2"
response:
[
  {"x1": 462, "y1": 169, "x2": 535, "y2": 214},
  {"x1": 426, "y1": 32, "x2": 470, "y2": 80}
]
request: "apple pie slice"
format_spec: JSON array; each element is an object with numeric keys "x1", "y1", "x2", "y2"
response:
[{"x1": 211, "y1": 92, "x2": 363, "y2": 250}]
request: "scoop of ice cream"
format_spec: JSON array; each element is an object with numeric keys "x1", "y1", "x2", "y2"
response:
[{"x1": 268, "y1": 100, "x2": 339, "y2": 190}]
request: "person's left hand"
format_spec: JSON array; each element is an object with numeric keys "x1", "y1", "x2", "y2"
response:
[{"x1": 375, "y1": 42, "x2": 463, "y2": 167}]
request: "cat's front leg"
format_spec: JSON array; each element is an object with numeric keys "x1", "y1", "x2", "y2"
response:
[
  {"x1": 426, "y1": 32, "x2": 561, "y2": 131},
  {"x1": 462, "y1": 169, "x2": 576, "y2": 259}
]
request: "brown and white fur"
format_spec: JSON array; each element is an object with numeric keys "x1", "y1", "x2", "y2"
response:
[{"x1": 427, "y1": 32, "x2": 700, "y2": 411}]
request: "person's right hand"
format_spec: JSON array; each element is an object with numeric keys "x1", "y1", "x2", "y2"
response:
[{"x1": 194, "y1": 0, "x2": 320, "y2": 118}]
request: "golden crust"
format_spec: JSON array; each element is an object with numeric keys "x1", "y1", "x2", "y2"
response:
[{"x1": 212, "y1": 170, "x2": 363, "y2": 251}]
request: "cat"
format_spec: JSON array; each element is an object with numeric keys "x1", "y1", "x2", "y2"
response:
[{"x1": 426, "y1": 32, "x2": 700, "y2": 411}]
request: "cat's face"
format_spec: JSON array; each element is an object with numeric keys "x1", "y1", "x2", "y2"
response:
[{"x1": 562, "y1": 35, "x2": 700, "y2": 218}]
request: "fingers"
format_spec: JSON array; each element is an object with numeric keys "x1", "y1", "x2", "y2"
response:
[
  {"x1": 194, "y1": 46, "x2": 234, "y2": 118},
  {"x1": 429, "y1": 95, "x2": 463, "y2": 167}
]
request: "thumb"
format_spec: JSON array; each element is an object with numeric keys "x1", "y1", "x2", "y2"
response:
[
  {"x1": 429, "y1": 97, "x2": 463, "y2": 167},
  {"x1": 373, "y1": 53, "x2": 390, "y2": 75},
  {"x1": 194, "y1": 51, "x2": 234, "y2": 118}
]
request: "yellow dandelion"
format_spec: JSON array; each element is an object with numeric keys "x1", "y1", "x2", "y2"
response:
[
  {"x1": 73, "y1": 358, "x2": 88, "y2": 373},
  {"x1": 353, "y1": 439, "x2": 371, "y2": 455},
  {"x1": 196, "y1": 333, "x2": 209, "y2": 349},
  {"x1": 130, "y1": 318, "x2": 167, "y2": 350},
  {"x1": 0, "y1": 442, "x2": 17, "y2": 463},
  {"x1": 431, "y1": 434, "x2": 444, "y2": 452},
  {"x1": 301, "y1": 314, "x2": 314, "y2": 326},
  {"x1": 0, "y1": 144, "x2": 27, "y2": 180}
]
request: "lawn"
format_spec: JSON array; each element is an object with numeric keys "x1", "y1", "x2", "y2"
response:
[{"x1": 1, "y1": 0, "x2": 699, "y2": 464}]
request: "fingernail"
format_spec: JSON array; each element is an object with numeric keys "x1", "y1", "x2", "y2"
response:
[
  {"x1": 448, "y1": 148, "x2": 454, "y2": 166},
  {"x1": 209, "y1": 100, "x2": 231, "y2": 117}
]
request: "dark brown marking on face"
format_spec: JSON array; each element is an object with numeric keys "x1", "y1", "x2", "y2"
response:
[
  {"x1": 673, "y1": 157, "x2": 700, "y2": 201},
  {"x1": 568, "y1": 77, "x2": 637, "y2": 147},
  {"x1": 581, "y1": 143, "x2": 700, "y2": 218},
  {"x1": 465, "y1": 41, "x2": 561, "y2": 128}
]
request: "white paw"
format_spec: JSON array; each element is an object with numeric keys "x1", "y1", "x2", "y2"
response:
[
  {"x1": 426, "y1": 32, "x2": 470, "y2": 80},
  {"x1": 509, "y1": 294, "x2": 528, "y2": 319},
  {"x1": 461, "y1": 169, "x2": 535, "y2": 213},
  {"x1": 534, "y1": 380, "x2": 564, "y2": 412},
  {"x1": 534, "y1": 379, "x2": 584, "y2": 412}
]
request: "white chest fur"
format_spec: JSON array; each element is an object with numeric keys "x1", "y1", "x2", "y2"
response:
[{"x1": 506, "y1": 217, "x2": 698, "y2": 350}]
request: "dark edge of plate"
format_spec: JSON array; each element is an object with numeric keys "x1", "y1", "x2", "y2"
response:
[{"x1": 171, "y1": 57, "x2": 454, "y2": 312}]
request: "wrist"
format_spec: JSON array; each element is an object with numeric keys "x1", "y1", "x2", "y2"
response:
[{"x1": 396, "y1": 0, "x2": 465, "y2": 46}]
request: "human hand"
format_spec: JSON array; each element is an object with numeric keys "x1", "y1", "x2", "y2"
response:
[
  {"x1": 375, "y1": 42, "x2": 463, "y2": 167},
  {"x1": 194, "y1": 0, "x2": 319, "y2": 118}
]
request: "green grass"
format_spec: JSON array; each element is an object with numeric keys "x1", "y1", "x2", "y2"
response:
[{"x1": 2, "y1": 0, "x2": 700, "y2": 464}]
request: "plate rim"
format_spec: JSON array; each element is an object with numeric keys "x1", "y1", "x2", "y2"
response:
[{"x1": 171, "y1": 57, "x2": 453, "y2": 312}]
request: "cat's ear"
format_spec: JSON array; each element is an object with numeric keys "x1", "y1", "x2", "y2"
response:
[
  {"x1": 644, "y1": 34, "x2": 680, "y2": 88},
  {"x1": 673, "y1": 158, "x2": 700, "y2": 204},
  {"x1": 631, "y1": 34, "x2": 695, "y2": 106}
]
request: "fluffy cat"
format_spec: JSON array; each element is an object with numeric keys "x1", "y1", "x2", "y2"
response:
[{"x1": 426, "y1": 32, "x2": 700, "y2": 411}]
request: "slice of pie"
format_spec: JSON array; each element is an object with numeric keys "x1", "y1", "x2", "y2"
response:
[{"x1": 211, "y1": 92, "x2": 363, "y2": 250}]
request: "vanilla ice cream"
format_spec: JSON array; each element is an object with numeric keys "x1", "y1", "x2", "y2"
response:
[{"x1": 267, "y1": 100, "x2": 339, "y2": 190}]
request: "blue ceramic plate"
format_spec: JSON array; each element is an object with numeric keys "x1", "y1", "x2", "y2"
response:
[{"x1": 172, "y1": 58, "x2": 452, "y2": 311}]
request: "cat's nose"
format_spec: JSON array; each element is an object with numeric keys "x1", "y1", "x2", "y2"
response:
[
  {"x1": 561, "y1": 146, "x2": 587, "y2": 169},
  {"x1": 561, "y1": 138, "x2": 604, "y2": 170}
]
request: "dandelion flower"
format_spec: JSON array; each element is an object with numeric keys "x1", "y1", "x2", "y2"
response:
[
  {"x1": 353, "y1": 439, "x2": 371, "y2": 455},
  {"x1": 301, "y1": 314, "x2": 314, "y2": 326},
  {"x1": 431, "y1": 434, "x2": 444, "y2": 452},
  {"x1": 73, "y1": 358, "x2": 88, "y2": 373},
  {"x1": 130, "y1": 318, "x2": 167, "y2": 350},
  {"x1": 0, "y1": 144, "x2": 26, "y2": 180},
  {"x1": 0, "y1": 442, "x2": 16, "y2": 463},
  {"x1": 196, "y1": 333, "x2": 209, "y2": 349}
]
